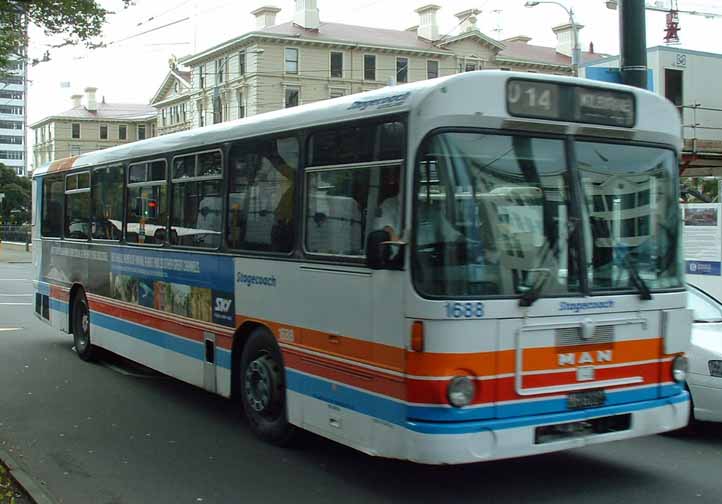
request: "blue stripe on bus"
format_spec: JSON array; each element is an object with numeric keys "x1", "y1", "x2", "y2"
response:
[
  {"x1": 50, "y1": 298, "x2": 67, "y2": 314},
  {"x1": 286, "y1": 368, "x2": 689, "y2": 434},
  {"x1": 90, "y1": 311, "x2": 232, "y2": 369}
]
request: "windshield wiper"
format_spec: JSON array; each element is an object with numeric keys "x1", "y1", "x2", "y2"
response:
[
  {"x1": 519, "y1": 268, "x2": 551, "y2": 307},
  {"x1": 623, "y1": 252, "x2": 652, "y2": 301}
]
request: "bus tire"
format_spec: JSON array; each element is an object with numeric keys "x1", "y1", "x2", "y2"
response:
[
  {"x1": 240, "y1": 327, "x2": 296, "y2": 445},
  {"x1": 72, "y1": 292, "x2": 96, "y2": 362}
]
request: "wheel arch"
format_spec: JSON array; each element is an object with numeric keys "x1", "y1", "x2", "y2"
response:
[{"x1": 231, "y1": 321, "x2": 275, "y2": 399}]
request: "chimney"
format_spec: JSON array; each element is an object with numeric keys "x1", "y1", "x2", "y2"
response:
[
  {"x1": 415, "y1": 4, "x2": 441, "y2": 41},
  {"x1": 552, "y1": 23, "x2": 584, "y2": 57},
  {"x1": 252, "y1": 6, "x2": 282, "y2": 28},
  {"x1": 294, "y1": 0, "x2": 320, "y2": 30},
  {"x1": 455, "y1": 9, "x2": 480, "y2": 33},
  {"x1": 71, "y1": 94, "x2": 82, "y2": 108},
  {"x1": 84, "y1": 86, "x2": 98, "y2": 112}
]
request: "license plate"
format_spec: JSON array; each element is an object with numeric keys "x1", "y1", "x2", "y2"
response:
[{"x1": 567, "y1": 389, "x2": 606, "y2": 410}]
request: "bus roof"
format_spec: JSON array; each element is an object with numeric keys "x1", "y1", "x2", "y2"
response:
[{"x1": 33, "y1": 71, "x2": 680, "y2": 178}]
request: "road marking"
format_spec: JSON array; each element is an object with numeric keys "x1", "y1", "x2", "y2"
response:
[
  {"x1": 0, "y1": 328, "x2": 21, "y2": 332},
  {"x1": 0, "y1": 303, "x2": 32, "y2": 306},
  {"x1": 0, "y1": 279, "x2": 31, "y2": 281},
  {"x1": 0, "y1": 294, "x2": 33, "y2": 297}
]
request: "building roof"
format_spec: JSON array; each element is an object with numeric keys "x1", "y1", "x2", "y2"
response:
[
  {"x1": 30, "y1": 102, "x2": 157, "y2": 128},
  {"x1": 259, "y1": 21, "x2": 452, "y2": 53},
  {"x1": 499, "y1": 40, "x2": 600, "y2": 67}
]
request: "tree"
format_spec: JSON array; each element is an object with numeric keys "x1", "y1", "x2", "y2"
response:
[
  {"x1": 0, "y1": 164, "x2": 31, "y2": 225},
  {"x1": 0, "y1": 0, "x2": 133, "y2": 74}
]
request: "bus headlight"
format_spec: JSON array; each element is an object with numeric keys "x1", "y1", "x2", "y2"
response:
[
  {"x1": 447, "y1": 376, "x2": 475, "y2": 407},
  {"x1": 672, "y1": 356, "x2": 688, "y2": 383}
]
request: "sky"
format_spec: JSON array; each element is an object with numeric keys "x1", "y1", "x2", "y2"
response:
[{"x1": 24, "y1": 0, "x2": 722, "y2": 149}]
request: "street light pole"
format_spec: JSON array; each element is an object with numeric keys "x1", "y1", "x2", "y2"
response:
[{"x1": 525, "y1": 1, "x2": 580, "y2": 77}]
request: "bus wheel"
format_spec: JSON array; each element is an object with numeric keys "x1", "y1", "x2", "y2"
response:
[
  {"x1": 72, "y1": 293, "x2": 95, "y2": 362},
  {"x1": 240, "y1": 327, "x2": 295, "y2": 445}
]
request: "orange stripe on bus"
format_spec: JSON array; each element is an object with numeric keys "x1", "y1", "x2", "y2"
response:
[{"x1": 235, "y1": 315, "x2": 406, "y2": 373}]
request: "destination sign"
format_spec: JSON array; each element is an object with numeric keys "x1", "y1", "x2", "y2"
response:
[{"x1": 507, "y1": 79, "x2": 635, "y2": 128}]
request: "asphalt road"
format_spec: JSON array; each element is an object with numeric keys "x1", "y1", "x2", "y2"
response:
[{"x1": 1, "y1": 261, "x2": 721, "y2": 504}]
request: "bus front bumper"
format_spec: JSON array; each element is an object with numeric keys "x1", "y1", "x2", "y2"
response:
[{"x1": 395, "y1": 392, "x2": 690, "y2": 465}]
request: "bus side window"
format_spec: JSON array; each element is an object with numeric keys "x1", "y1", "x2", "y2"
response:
[
  {"x1": 227, "y1": 136, "x2": 298, "y2": 253},
  {"x1": 65, "y1": 172, "x2": 91, "y2": 240},
  {"x1": 91, "y1": 165, "x2": 124, "y2": 241},
  {"x1": 170, "y1": 151, "x2": 223, "y2": 249},
  {"x1": 41, "y1": 176, "x2": 64, "y2": 238},
  {"x1": 127, "y1": 160, "x2": 168, "y2": 245}
]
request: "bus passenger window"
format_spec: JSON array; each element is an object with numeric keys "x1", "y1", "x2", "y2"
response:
[
  {"x1": 41, "y1": 176, "x2": 64, "y2": 238},
  {"x1": 65, "y1": 172, "x2": 91, "y2": 239},
  {"x1": 126, "y1": 160, "x2": 168, "y2": 245},
  {"x1": 305, "y1": 164, "x2": 401, "y2": 257},
  {"x1": 227, "y1": 136, "x2": 298, "y2": 252},
  {"x1": 92, "y1": 165, "x2": 123, "y2": 240},
  {"x1": 170, "y1": 151, "x2": 223, "y2": 249}
]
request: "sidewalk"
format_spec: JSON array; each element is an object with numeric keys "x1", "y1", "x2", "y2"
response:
[{"x1": 0, "y1": 242, "x2": 32, "y2": 263}]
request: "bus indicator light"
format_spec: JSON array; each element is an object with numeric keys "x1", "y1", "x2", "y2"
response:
[{"x1": 411, "y1": 321, "x2": 424, "y2": 352}]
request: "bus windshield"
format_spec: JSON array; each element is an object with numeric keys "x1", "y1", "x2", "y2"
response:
[{"x1": 412, "y1": 132, "x2": 681, "y2": 299}]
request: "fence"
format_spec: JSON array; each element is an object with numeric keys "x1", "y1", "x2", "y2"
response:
[
  {"x1": 682, "y1": 104, "x2": 722, "y2": 155},
  {"x1": 0, "y1": 225, "x2": 31, "y2": 245}
]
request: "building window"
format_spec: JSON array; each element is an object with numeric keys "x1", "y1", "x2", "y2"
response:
[
  {"x1": 138, "y1": 124, "x2": 146, "y2": 140},
  {"x1": 182, "y1": 104, "x2": 186, "y2": 122},
  {"x1": 396, "y1": 57, "x2": 409, "y2": 84},
  {"x1": 0, "y1": 106, "x2": 22, "y2": 115},
  {"x1": 427, "y1": 60, "x2": 439, "y2": 79},
  {"x1": 100, "y1": 124, "x2": 108, "y2": 140},
  {"x1": 330, "y1": 51, "x2": 343, "y2": 78},
  {"x1": 329, "y1": 88, "x2": 345, "y2": 99},
  {"x1": 237, "y1": 90, "x2": 245, "y2": 119},
  {"x1": 285, "y1": 48, "x2": 299, "y2": 74},
  {"x1": 364, "y1": 55, "x2": 376, "y2": 81},
  {"x1": 161, "y1": 110, "x2": 166, "y2": 126},
  {"x1": 213, "y1": 94, "x2": 222, "y2": 124},
  {"x1": 199, "y1": 65, "x2": 205, "y2": 89},
  {"x1": 71, "y1": 123, "x2": 80, "y2": 139},
  {"x1": 465, "y1": 62, "x2": 478, "y2": 72},
  {"x1": 239, "y1": 50, "x2": 246, "y2": 76},
  {"x1": 70, "y1": 145, "x2": 81, "y2": 156},
  {"x1": 198, "y1": 100, "x2": 205, "y2": 127},
  {"x1": 216, "y1": 57, "x2": 225, "y2": 84},
  {"x1": 0, "y1": 135, "x2": 23, "y2": 145},
  {"x1": 285, "y1": 86, "x2": 300, "y2": 108},
  {"x1": 119, "y1": 125, "x2": 127, "y2": 140}
]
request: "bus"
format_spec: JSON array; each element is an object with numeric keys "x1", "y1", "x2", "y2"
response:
[{"x1": 32, "y1": 71, "x2": 692, "y2": 464}]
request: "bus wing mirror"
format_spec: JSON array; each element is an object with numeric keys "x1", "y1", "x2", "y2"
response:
[{"x1": 366, "y1": 230, "x2": 405, "y2": 270}]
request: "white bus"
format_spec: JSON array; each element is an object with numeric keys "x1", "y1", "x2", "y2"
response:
[{"x1": 32, "y1": 71, "x2": 691, "y2": 464}]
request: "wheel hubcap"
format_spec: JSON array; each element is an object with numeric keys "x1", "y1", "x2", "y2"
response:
[{"x1": 244, "y1": 354, "x2": 281, "y2": 414}]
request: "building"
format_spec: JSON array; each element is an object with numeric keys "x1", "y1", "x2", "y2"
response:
[
  {"x1": 30, "y1": 87, "x2": 157, "y2": 169},
  {"x1": 584, "y1": 46, "x2": 722, "y2": 179},
  {"x1": 150, "y1": 57, "x2": 192, "y2": 136},
  {"x1": 162, "y1": 1, "x2": 598, "y2": 133},
  {"x1": 0, "y1": 20, "x2": 28, "y2": 176}
]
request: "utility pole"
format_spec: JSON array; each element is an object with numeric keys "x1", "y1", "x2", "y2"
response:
[{"x1": 618, "y1": 0, "x2": 648, "y2": 89}]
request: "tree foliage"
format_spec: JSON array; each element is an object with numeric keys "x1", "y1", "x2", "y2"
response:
[
  {"x1": 0, "y1": 164, "x2": 31, "y2": 224},
  {"x1": 0, "y1": 0, "x2": 133, "y2": 73}
]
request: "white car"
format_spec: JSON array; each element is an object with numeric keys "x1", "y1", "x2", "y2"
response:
[{"x1": 686, "y1": 284, "x2": 722, "y2": 422}]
